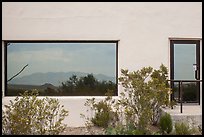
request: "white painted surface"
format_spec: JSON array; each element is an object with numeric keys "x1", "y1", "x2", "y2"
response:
[{"x1": 2, "y1": 2, "x2": 202, "y2": 127}]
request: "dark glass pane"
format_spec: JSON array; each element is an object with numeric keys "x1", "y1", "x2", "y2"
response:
[{"x1": 173, "y1": 82, "x2": 197, "y2": 102}]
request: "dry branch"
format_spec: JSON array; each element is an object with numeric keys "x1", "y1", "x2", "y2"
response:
[{"x1": 7, "y1": 64, "x2": 29, "y2": 82}]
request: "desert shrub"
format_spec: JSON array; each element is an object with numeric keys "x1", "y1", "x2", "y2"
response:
[
  {"x1": 91, "y1": 100, "x2": 112, "y2": 127},
  {"x1": 174, "y1": 122, "x2": 192, "y2": 135},
  {"x1": 174, "y1": 122, "x2": 202, "y2": 135},
  {"x1": 105, "y1": 125, "x2": 124, "y2": 135},
  {"x1": 124, "y1": 123, "x2": 147, "y2": 135},
  {"x1": 2, "y1": 90, "x2": 69, "y2": 135},
  {"x1": 81, "y1": 90, "x2": 118, "y2": 128},
  {"x1": 105, "y1": 123, "x2": 146, "y2": 135},
  {"x1": 159, "y1": 113, "x2": 173, "y2": 134},
  {"x1": 82, "y1": 64, "x2": 172, "y2": 134},
  {"x1": 118, "y1": 64, "x2": 171, "y2": 130},
  {"x1": 152, "y1": 131, "x2": 162, "y2": 135},
  {"x1": 148, "y1": 64, "x2": 172, "y2": 125}
]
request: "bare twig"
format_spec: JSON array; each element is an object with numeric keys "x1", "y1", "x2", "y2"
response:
[{"x1": 7, "y1": 64, "x2": 29, "y2": 82}]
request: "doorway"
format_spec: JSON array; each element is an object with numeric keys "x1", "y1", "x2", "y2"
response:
[{"x1": 170, "y1": 40, "x2": 200, "y2": 104}]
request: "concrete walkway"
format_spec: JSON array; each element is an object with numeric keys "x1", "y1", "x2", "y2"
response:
[
  {"x1": 160, "y1": 104, "x2": 202, "y2": 128},
  {"x1": 161, "y1": 104, "x2": 202, "y2": 115}
]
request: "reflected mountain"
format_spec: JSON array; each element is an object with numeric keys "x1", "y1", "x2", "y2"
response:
[{"x1": 8, "y1": 72, "x2": 115, "y2": 86}]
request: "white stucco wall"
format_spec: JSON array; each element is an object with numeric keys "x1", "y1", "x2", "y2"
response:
[{"x1": 2, "y1": 2, "x2": 202, "y2": 127}]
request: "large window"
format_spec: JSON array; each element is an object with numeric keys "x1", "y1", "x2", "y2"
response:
[{"x1": 5, "y1": 41, "x2": 118, "y2": 96}]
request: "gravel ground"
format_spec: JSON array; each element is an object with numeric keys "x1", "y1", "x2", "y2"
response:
[
  {"x1": 60, "y1": 126, "x2": 105, "y2": 135},
  {"x1": 60, "y1": 125, "x2": 160, "y2": 135}
]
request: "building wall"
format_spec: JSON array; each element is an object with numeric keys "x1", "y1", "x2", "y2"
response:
[{"x1": 2, "y1": 2, "x2": 202, "y2": 127}]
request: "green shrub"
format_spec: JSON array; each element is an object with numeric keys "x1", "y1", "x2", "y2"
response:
[
  {"x1": 159, "y1": 113, "x2": 173, "y2": 134},
  {"x1": 2, "y1": 90, "x2": 69, "y2": 135},
  {"x1": 131, "y1": 129, "x2": 146, "y2": 135},
  {"x1": 81, "y1": 90, "x2": 118, "y2": 128},
  {"x1": 105, "y1": 126, "x2": 123, "y2": 135},
  {"x1": 174, "y1": 122, "x2": 202, "y2": 135},
  {"x1": 91, "y1": 100, "x2": 112, "y2": 128},
  {"x1": 125, "y1": 123, "x2": 146, "y2": 135},
  {"x1": 118, "y1": 64, "x2": 171, "y2": 130},
  {"x1": 82, "y1": 64, "x2": 172, "y2": 134},
  {"x1": 174, "y1": 122, "x2": 192, "y2": 135},
  {"x1": 105, "y1": 124, "x2": 145, "y2": 135},
  {"x1": 152, "y1": 131, "x2": 162, "y2": 135}
]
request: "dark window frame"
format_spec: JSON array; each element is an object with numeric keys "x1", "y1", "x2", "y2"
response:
[
  {"x1": 4, "y1": 40, "x2": 119, "y2": 97},
  {"x1": 170, "y1": 40, "x2": 200, "y2": 103}
]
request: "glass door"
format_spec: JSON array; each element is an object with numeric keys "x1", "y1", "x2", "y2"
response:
[{"x1": 170, "y1": 40, "x2": 200, "y2": 103}]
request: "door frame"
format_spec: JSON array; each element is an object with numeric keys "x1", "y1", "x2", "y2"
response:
[{"x1": 170, "y1": 40, "x2": 200, "y2": 104}]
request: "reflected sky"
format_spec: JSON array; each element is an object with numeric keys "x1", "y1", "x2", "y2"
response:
[
  {"x1": 7, "y1": 43, "x2": 116, "y2": 78},
  {"x1": 174, "y1": 44, "x2": 196, "y2": 80}
]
